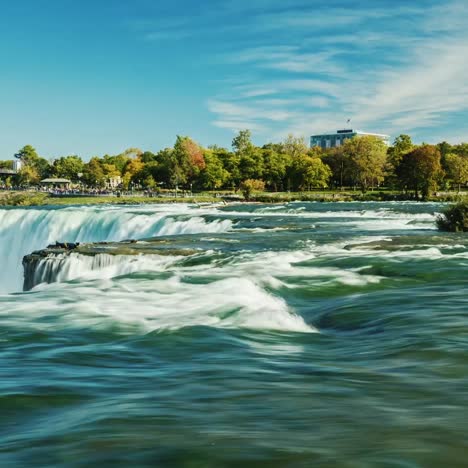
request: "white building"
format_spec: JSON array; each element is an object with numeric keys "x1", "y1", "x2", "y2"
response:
[
  {"x1": 13, "y1": 159, "x2": 22, "y2": 172},
  {"x1": 310, "y1": 129, "x2": 390, "y2": 149},
  {"x1": 106, "y1": 176, "x2": 122, "y2": 189}
]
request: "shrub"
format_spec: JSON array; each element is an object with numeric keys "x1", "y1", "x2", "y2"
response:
[
  {"x1": 0, "y1": 192, "x2": 48, "y2": 206},
  {"x1": 436, "y1": 202, "x2": 468, "y2": 232},
  {"x1": 239, "y1": 179, "x2": 265, "y2": 200}
]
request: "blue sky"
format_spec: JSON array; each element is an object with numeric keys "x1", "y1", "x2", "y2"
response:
[{"x1": 1, "y1": 0, "x2": 468, "y2": 159}]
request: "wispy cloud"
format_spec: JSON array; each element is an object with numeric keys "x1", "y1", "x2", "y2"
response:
[
  {"x1": 228, "y1": 47, "x2": 344, "y2": 75},
  {"x1": 208, "y1": 98, "x2": 296, "y2": 134},
  {"x1": 213, "y1": 120, "x2": 268, "y2": 133},
  {"x1": 127, "y1": 0, "x2": 468, "y2": 143},
  {"x1": 206, "y1": 0, "x2": 468, "y2": 142}
]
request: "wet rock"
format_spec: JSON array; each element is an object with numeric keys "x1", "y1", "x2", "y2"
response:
[{"x1": 22, "y1": 238, "x2": 198, "y2": 291}]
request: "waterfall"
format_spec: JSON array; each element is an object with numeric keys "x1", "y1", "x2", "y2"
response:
[
  {"x1": 23, "y1": 252, "x2": 183, "y2": 290},
  {"x1": 0, "y1": 205, "x2": 231, "y2": 293}
]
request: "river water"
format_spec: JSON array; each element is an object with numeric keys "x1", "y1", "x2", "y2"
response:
[{"x1": 1, "y1": 202, "x2": 467, "y2": 466}]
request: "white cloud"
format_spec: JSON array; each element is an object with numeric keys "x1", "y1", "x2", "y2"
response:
[
  {"x1": 240, "y1": 87, "x2": 279, "y2": 98},
  {"x1": 207, "y1": 0, "x2": 468, "y2": 143},
  {"x1": 213, "y1": 120, "x2": 268, "y2": 133},
  {"x1": 208, "y1": 99, "x2": 294, "y2": 122}
]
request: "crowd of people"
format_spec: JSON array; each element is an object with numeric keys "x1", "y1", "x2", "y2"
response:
[{"x1": 0, "y1": 182, "x2": 202, "y2": 199}]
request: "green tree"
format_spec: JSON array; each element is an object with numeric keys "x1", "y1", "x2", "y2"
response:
[
  {"x1": 282, "y1": 134, "x2": 308, "y2": 159},
  {"x1": 389, "y1": 134, "x2": 413, "y2": 160},
  {"x1": 18, "y1": 165, "x2": 41, "y2": 185},
  {"x1": 289, "y1": 153, "x2": 331, "y2": 190},
  {"x1": 82, "y1": 157, "x2": 106, "y2": 187},
  {"x1": 14, "y1": 145, "x2": 50, "y2": 181},
  {"x1": 262, "y1": 144, "x2": 290, "y2": 191},
  {"x1": 0, "y1": 160, "x2": 14, "y2": 170},
  {"x1": 171, "y1": 136, "x2": 206, "y2": 188},
  {"x1": 344, "y1": 136, "x2": 388, "y2": 192},
  {"x1": 445, "y1": 153, "x2": 468, "y2": 192},
  {"x1": 232, "y1": 130, "x2": 263, "y2": 182},
  {"x1": 322, "y1": 146, "x2": 353, "y2": 190},
  {"x1": 122, "y1": 158, "x2": 145, "y2": 189},
  {"x1": 140, "y1": 151, "x2": 158, "y2": 164},
  {"x1": 15, "y1": 145, "x2": 39, "y2": 165},
  {"x1": 138, "y1": 161, "x2": 160, "y2": 187},
  {"x1": 198, "y1": 150, "x2": 229, "y2": 190},
  {"x1": 215, "y1": 147, "x2": 239, "y2": 189},
  {"x1": 122, "y1": 147, "x2": 143, "y2": 159},
  {"x1": 239, "y1": 145, "x2": 263, "y2": 181},
  {"x1": 453, "y1": 143, "x2": 468, "y2": 158},
  {"x1": 102, "y1": 154, "x2": 131, "y2": 174},
  {"x1": 282, "y1": 134, "x2": 310, "y2": 191},
  {"x1": 232, "y1": 130, "x2": 253, "y2": 155},
  {"x1": 396, "y1": 145, "x2": 443, "y2": 199},
  {"x1": 386, "y1": 135, "x2": 414, "y2": 187},
  {"x1": 143, "y1": 175, "x2": 157, "y2": 190},
  {"x1": 52, "y1": 155, "x2": 84, "y2": 182},
  {"x1": 437, "y1": 202, "x2": 468, "y2": 232},
  {"x1": 303, "y1": 157, "x2": 332, "y2": 190},
  {"x1": 152, "y1": 148, "x2": 174, "y2": 187}
]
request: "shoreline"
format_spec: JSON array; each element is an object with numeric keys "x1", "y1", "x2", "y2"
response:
[{"x1": 0, "y1": 190, "x2": 466, "y2": 207}]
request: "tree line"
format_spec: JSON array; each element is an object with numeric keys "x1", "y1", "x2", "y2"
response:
[{"x1": 2, "y1": 131, "x2": 468, "y2": 198}]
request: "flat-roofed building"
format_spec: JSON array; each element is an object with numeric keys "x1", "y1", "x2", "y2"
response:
[
  {"x1": 310, "y1": 129, "x2": 390, "y2": 149},
  {"x1": 0, "y1": 167, "x2": 15, "y2": 175},
  {"x1": 0, "y1": 159, "x2": 22, "y2": 175}
]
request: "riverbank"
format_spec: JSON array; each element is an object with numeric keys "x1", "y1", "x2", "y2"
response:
[
  {"x1": 0, "y1": 191, "x2": 219, "y2": 206},
  {"x1": 0, "y1": 190, "x2": 467, "y2": 206}
]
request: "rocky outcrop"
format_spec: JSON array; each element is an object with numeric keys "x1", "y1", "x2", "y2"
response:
[{"x1": 22, "y1": 238, "x2": 197, "y2": 291}]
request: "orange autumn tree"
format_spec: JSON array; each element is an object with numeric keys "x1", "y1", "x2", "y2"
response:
[{"x1": 171, "y1": 136, "x2": 206, "y2": 188}]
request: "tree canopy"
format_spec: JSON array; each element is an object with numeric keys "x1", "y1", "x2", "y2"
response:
[
  {"x1": 2, "y1": 131, "x2": 467, "y2": 196},
  {"x1": 396, "y1": 145, "x2": 443, "y2": 199}
]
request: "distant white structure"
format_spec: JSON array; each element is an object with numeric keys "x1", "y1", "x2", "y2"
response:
[
  {"x1": 0, "y1": 159, "x2": 22, "y2": 176},
  {"x1": 310, "y1": 129, "x2": 390, "y2": 149},
  {"x1": 13, "y1": 159, "x2": 22, "y2": 172},
  {"x1": 106, "y1": 176, "x2": 122, "y2": 189}
]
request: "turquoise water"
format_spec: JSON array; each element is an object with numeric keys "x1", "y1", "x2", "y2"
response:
[{"x1": 1, "y1": 202, "x2": 467, "y2": 467}]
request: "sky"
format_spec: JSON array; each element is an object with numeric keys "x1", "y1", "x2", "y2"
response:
[{"x1": 1, "y1": 0, "x2": 468, "y2": 160}]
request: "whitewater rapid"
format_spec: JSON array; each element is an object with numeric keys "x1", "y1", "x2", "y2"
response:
[
  {"x1": 0, "y1": 201, "x2": 453, "y2": 334},
  {"x1": 0, "y1": 204, "x2": 231, "y2": 292}
]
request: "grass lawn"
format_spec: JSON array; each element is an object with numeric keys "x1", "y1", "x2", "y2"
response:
[{"x1": 0, "y1": 190, "x2": 466, "y2": 206}]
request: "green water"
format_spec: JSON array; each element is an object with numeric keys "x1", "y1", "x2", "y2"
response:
[{"x1": 0, "y1": 202, "x2": 467, "y2": 467}]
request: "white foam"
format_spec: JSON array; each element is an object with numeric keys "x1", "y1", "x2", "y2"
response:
[
  {"x1": 0, "y1": 205, "x2": 231, "y2": 292},
  {"x1": 30, "y1": 239, "x2": 387, "y2": 293},
  {"x1": 32, "y1": 252, "x2": 182, "y2": 285},
  {"x1": 0, "y1": 276, "x2": 315, "y2": 334}
]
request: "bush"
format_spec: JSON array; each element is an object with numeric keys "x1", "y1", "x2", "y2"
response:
[
  {"x1": 0, "y1": 192, "x2": 48, "y2": 206},
  {"x1": 436, "y1": 202, "x2": 468, "y2": 232},
  {"x1": 239, "y1": 179, "x2": 265, "y2": 200}
]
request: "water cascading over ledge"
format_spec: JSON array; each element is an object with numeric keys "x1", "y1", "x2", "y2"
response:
[
  {"x1": 0, "y1": 205, "x2": 232, "y2": 293},
  {"x1": 22, "y1": 240, "x2": 198, "y2": 291}
]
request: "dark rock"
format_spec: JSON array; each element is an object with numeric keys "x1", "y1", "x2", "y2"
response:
[
  {"x1": 22, "y1": 237, "x2": 198, "y2": 291},
  {"x1": 46, "y1": 242, "x2": 80, "y2": 250}
]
